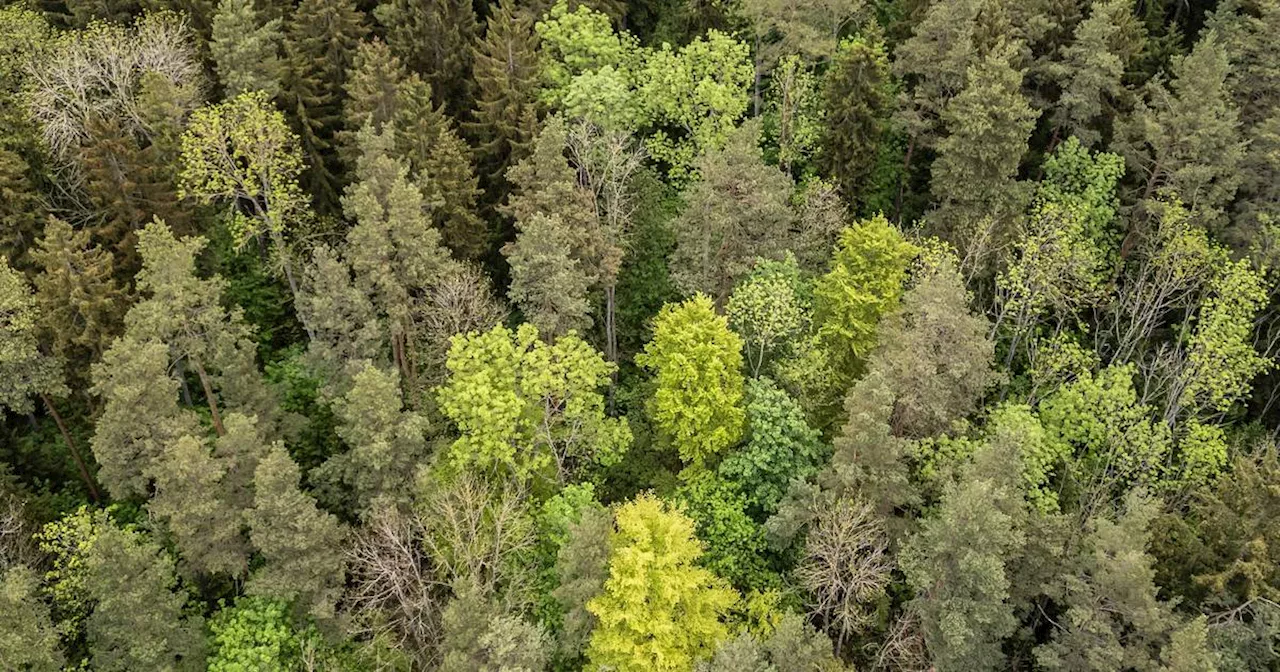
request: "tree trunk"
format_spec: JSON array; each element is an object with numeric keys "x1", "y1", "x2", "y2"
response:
[
  {"x1": 192, "y1": 360, "x2": 226, "y2": 437},
  {"x1": 41, "y1": 393, "x2": 101, "y2": 503}
]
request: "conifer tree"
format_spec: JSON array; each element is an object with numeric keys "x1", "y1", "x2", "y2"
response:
[
  {"x1": 343, "y1": 125, "x2": 456, "y2": 395},
  {"x1": 30, "y1": 217, "x2": 126, "y2": 371},
  {"x1": 1117, "y1": 30, "x2": 1244, "y2": 227},
  {"x1": 467, "y1": 0, "x2": 542, "y2": 213},
  {"x1": 246, "y1": 442, "x2": 347, "y2": 621},
  {"x1": 820, "y1": 34, "x2": 893, "y2": 209},
  {"x1": 0, "y1": 146, "x2": 44, "y2": 273},
  {"x1": 394, "y1": 77, "x2": 487, "y2": 259},
  {"x1": 341, "y1": 39, "x2": 406, "y2": 167},
  {"x1": 670, "y1": 120, "x2": 794, "y2": 306},
  {"x1": 376, "y1": 0, "x2": 479, "y2": 113},
  {"x1": 929, "y1": 42, "x2": 1039, "y2": 272},
  {"x1": 83, "y1": 523, "x2": 206, "y2": 672},
  {"x1": 281, "y1": 0, "x2": 367, "y2": 212},
  {"x1": 0, "y1": 566, "x2": 65, "y2": 672},
  {"x1": 295, "y1": 244, "x2": 387, "y2": 397},
  {"x1": 1049, "y1": 0, "x2": 1135, "y2": 147},
  {"x1": 210, "y1": 0, "x2": 284, "y2": 98},
  {"x1": 148, "y1": 432, "x2": 251, "y2": 577},
  {"x1": 892, "y1": 0, "x2": 984, "y2": 148}
]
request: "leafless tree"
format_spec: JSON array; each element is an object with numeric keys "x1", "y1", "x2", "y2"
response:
[
  {"x1": 414, "y1": 263, "x2": 508, "y2": 388},
  {"x1": 796, "y1": 497, "x2": 894, "y2": 657}
]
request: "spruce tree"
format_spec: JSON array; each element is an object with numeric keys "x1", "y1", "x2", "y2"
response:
[
  {"x1": 0, "y1": 146, "x2": 44, "y2": 273},
  {"x1": 281, "y1": 0, "x2": 367, "y2": 212},
  {"x1": 210, "y1": 0, "x2": 284, "y2": 98},
  {"x1": 819, "y1": 34, "x2": 893, "y2": 211},
  {"x1": 1049, "y1": 0, "x2": 1135, "y2": 147},
  {"x1": 376, "y1": 0, "x2": 479, "y2": 113},
  {"x1": 341, "y1": 38, "x2": 407, "y2": 168},
  {"x1": 466, "y1": 0, "x2": 542, "y2": 215}
]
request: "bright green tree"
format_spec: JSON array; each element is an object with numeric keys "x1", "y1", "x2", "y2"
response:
[
  {"x1": 812, "y1": 214, "x2": 917, "y2": 379},
  {"x1": 726, "y1": 255, "x2": 810, "y2": 377},
  {"x1": 585, "y1": 493, "x2": 738, "y2": 672},
  {"x1": 437, "y1": 323, "x2": 630, "y2": 485},
  {"x1": 207, "y1": 596, "x2": 318, "y2": 671},
  {"x1": 637, "y1": 295, "x2": 746, "y2": 469},
  {"x1": 180, "y1": 91, "x2": 310, "y2": 301}
]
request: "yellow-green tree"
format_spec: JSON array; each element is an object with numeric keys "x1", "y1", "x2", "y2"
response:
[
  {"x1": 636, "y1": 295, "x2": 745, "y2": 469},
  {"x1": 585, "y1": 494, "x2": 737, "y2": 672}
]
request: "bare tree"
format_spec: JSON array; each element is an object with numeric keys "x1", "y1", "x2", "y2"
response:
[{"x1": 796, "y1": 497, "x2": 893, "y2": 657}]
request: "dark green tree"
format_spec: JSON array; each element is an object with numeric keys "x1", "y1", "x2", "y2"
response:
[
  {"x1": 819, "y1": 34, "x2": 893, "y2": 211},
  {"x1": 376, "y1": 0, "x2": 479, "y2": 113}
]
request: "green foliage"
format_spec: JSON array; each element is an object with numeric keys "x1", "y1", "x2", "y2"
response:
[
  {"x1": 727, "y1": 256, "x2": 810, "y2": 377},
  {"x1": 208, "y1": 596, "x2": 316, "y2": 671},
  {"x1": 813, "y1": 214, "x2": 918, "y2": 379},
  {"x1": 0, "y1": 565, "x2": 65, "y2": 672},
  {"x1": 585, "y1": 493, "x2": 738, "y2": 671},
  {"x1": 440, "y1": 582, "x2": 552, "y2": 672},
  {"x1": 30, "y1": 217, "x2": 126, "y2": 370},
  {"x1": 438, "y1": 323, "x2": 630, "y2": 486},
  {"x1": 376, "y1": 0, "x2": 477, "y2": 113},
  {"x1": 0, "y1": 256, "x2": 64, "y2": 414},
  {"x1": 210, "y1": 0, "x2": 283, "y2": 98},
  {"x1": 1178, "y1": 258, "x2": 1270, "y2": 417},
  {"x1": 819, "y1": 34, "x2": 893, "y2": 210},
  {"x1": 675, "y1": 469, "x2": 776, "y2": 590},
  {"x1": 718, "y1": 377, "x2": 825, "y2": 519},
  {"x1": 637, "y1": 295, "x2": 745, "y2": 469}
]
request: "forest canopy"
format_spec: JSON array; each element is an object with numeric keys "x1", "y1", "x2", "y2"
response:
[{"x1": 3, "y1": 0, "x2": 1280, "y2": 669}]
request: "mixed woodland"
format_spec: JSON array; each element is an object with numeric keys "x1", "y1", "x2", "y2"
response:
[{"x1": 3, "y1": 0, "x2": 1280, "y2": 668}]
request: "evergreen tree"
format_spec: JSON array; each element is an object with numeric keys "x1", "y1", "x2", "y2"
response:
[
  {"x1": 30, "y1": 217, "x2": 126, "y2": 372},
  {"x1": 1117, "y1": 30, "x2": 1244, "y2": 228},
  {"x1": 820, "y1": 34, "x2": 893, "y2": 209},
  {"x1": 376, "y1": 0, "x2": 479, "y2": 113},
  {"x1": 929, "y1": 41, "x2": 1039, "y2": 273},
  {"x1": 295, "y1": 244, "x2": 387, "y2": 397},
  {"x1": 670, "y1": 120, "x2": 794, "y2": 306},
  {"x1": 0, "y1": 146, "x2": 44, "y2": 273},
  {"x1": 83, "y1": 523, "x2": 206, "y2": 672},
  {"x1": 210, "y1": 0, "x2": 284, "y2": 98},
  {"x1": 1049, "y1": 0, "x2": 1135, "y2": 147},
  {"x1": 246, "y1": 442, "x2": 347, "y2": 621},
  {"x1": 393, "y1": 77, "x2": 487, "y2": 260},
  {"x1": 341, "y1": 38, "x2": 406, "y2": 168},
  {"x1": 467, "y1": 0, "x2": 542, "y2": 216},
  {"x1": 0, "y1": 565, "x2": 65, "y2": 671},
  {"x1": 281, "y1": 0, "x2": 367, "y2": 212}
]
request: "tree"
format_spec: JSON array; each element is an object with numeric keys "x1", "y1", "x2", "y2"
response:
[
  {"x1": 180, "y1": 91, "x2": 309, "y2": 301},
  {"x1": 280, "y1": 0, "x2": 367, "y2": 212},
  {"x1": 210, "y1": 0, "x2": 283, "y2": 98},
  {"x1": 0, "y1": 565, "x2": 65, "y2": 672},
  {"x1": 675, "y1": 470, "x2": 774, "y2": 590},
  {"x1": 637, "y1": 295, "x2": 746, "y2": 469},
  {"x1": 820, "y1": 34, "x2": 893, "y2": 208},
  {"x1": 504, "y1": 211, "x2": 596, "y2": 337},
  {"x1": 1118, "y1": 30, "x2": 1244, "y2": 227},
  {"x1": 467, "y1": 0, "x2": 542, "y2": 214},
  {"x1": 208, "y1": 596, "x2": 318, "y2": 672},
  {"x1": 83, "y1": 523, "x2": 206, "y2": 672},
  {"x1": 891, "y1": 0, "x2": 983, "y2": 149},
  {"x1": 1049, "y1": 0, "x2": 1135, "y2": 147},
  {"x1": 376, "y1": 0, "x2": 478, "y2": 113},
  {"x1": 0, "y1": 256, "x2": 100, "y2": 500},
  {"x1": 797, "y1": 498, "x2": 892, "y2": 657},
  {"x1": 30, "y1": 217, "x2": 126, "y2": 373},
  {"x1": 325, "y1": 362, "x2": 431, "y2": 512},
  {"x1": 295, "y1": 244, "x2": 387, "y2": 397},
  {"x1": 929, "y1": 41, "x2": 1039, "y2": 272},
  {"x1": 726, "y1": 255, "x2": 810, "y2": 377},
  {"x1": 812, "y1": 214, "x2": 917, "y2": 379},
  {"x1": 439, "y1": 583, "x2": 552, "y2": 672},
  {"x1": 436, "y1": 323, "x2": 630, "y2": 485},
  {"x1": 717, "y1": 377, "x2": 825, "y2": 519},
  {"x1": 343, "y1": 125, "x2": 456, "y2": 395},
  {"x1": 585, "y1": 493, "x2": 738, "y2": 672},
  {"x1": 901, "y1": 475, "x2": 1024, "y2": 672},
  {"x1": 552, "y1": 505, "x2": 613, "y2": 662},
  {"x1": 870, "y1": 249, "x2": 995, "y2": 439},
  {"x1": 671, "y1": 120, "x2": 794, "y2": 305},
  {"x1": 246, "y1": 443, "x2": 347, "y2": 621}
]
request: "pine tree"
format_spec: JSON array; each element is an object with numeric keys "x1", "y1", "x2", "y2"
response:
[
  {"x1": 0, "y1": 146, "x2": 44, "y2": 273},
  {"x1": 148, "y1": 432, "x2": 251, "y2": 577},
  {"x1": 376, "y1": 0, "x2": 479, "y2": 113},
  {"x1": 246, "y1": 442, "x2": 347, "y2": 622},
  {"x1": 295, "y1": 244, "x2": 388, "y2": 397},
  {"x1": 210, "y1": 0, "x2": 284, "y2": 98},
  {"x1": 929, "y1": 41, "x2": 1039, "y2": 273},
  {"x1": 281, "y1": 0, "x2": 367, "y2": 213},
  {"x1": 466, "y1": 0, "x2": 542, "y2": 215},
  {"x1": 670, "y1": 120, "x2": 795, "y2": 306},
  {"x1": 1117, "y1": 30, "x2": 1244, "y2": 228},
  {"x1": 819, "y1": 34, "x2": 893, "y2": 210},
  {"x1": 343, "y1": 125, "x2": 456, "y2": 396},
  {"x1": 83, "y1": 523, "x2": 206, "y2": 672},
  {"x1": 0, "y1": 566, "x2": 65, "y2": 672},
  {"x1": 503, "y1": 212, "x2": 596, "y2": 337},
  {"x1": 1049, "y1": 0, "x2": 1135, "y2": 147}
]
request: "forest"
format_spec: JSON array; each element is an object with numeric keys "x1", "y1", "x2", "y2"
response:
[{"x1": 1, "y1": 0, "x2": 1279, "y2": 668}]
